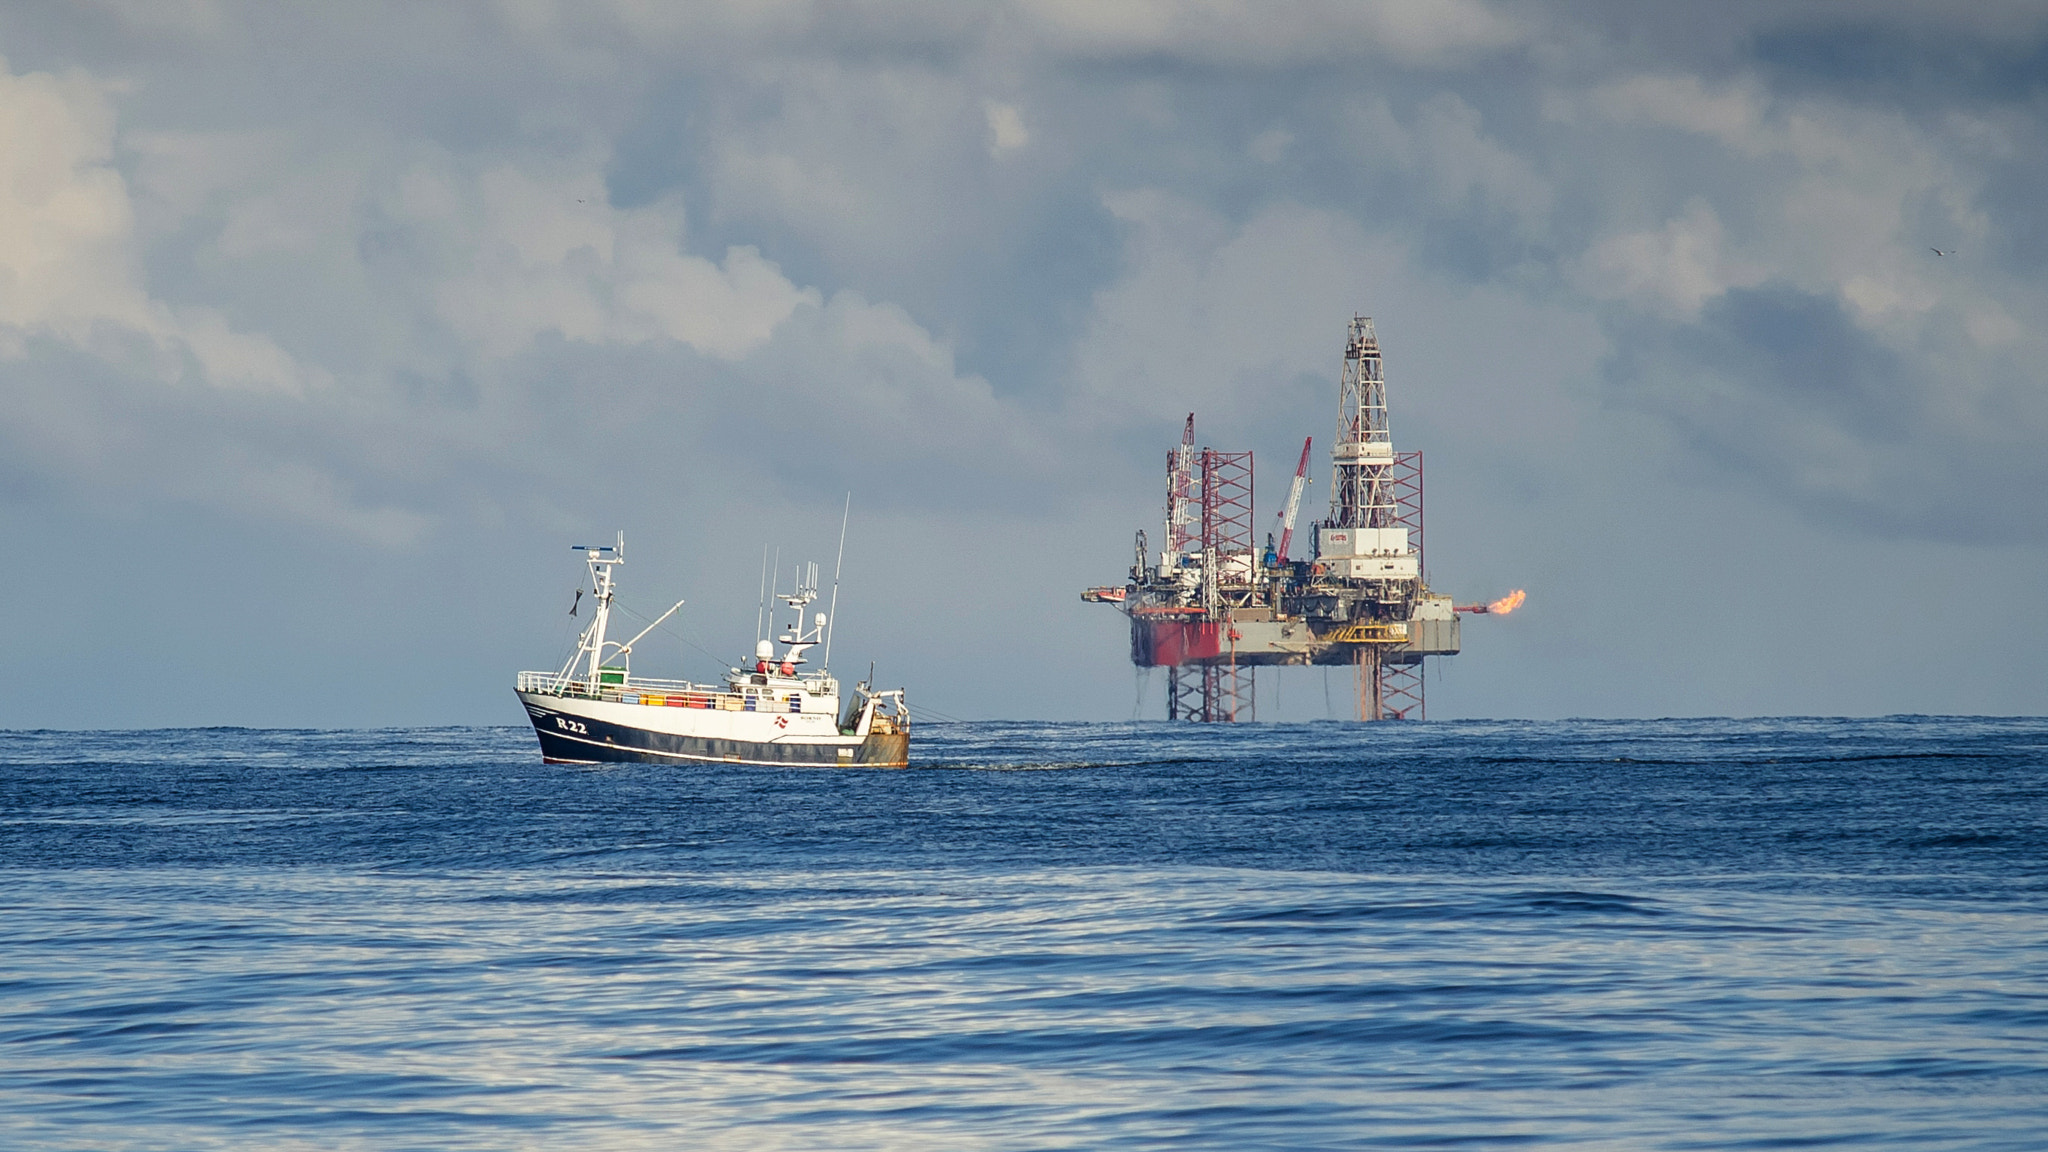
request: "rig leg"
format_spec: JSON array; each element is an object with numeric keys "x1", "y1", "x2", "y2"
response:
[
  {"x1": 1169, "y1": 665, "x2": 1205, "y2": 721},
  {"x1": 1166, "y1": 663, "x2": 1255, "y2": 722},
  {"x1": 1380, "y1": 660, "x2": 1425, "y2": 720},
  {"x1": 1356, "y1": 646, "x2": 1383, "y2": 722}
]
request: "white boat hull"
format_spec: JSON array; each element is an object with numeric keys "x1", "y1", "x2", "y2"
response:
[{"x1": 516, "y1": 690, "x2": 909, "y2": 767}]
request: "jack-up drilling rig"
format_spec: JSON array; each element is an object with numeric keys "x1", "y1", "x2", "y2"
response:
[{"x1": 1083, "y1": 316, "x2": 1519, "y2": 721}]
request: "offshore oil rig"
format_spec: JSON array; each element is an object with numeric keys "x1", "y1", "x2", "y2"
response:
[{"x1": 1084, "y1": 316, "x2": 1522, "y2": 722}]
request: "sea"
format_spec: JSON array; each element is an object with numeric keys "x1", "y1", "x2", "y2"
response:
[{"x1": 2, "y1": 717, "x2": 2044, "y2": 1150}]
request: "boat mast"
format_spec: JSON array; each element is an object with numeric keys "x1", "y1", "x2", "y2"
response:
[
  {"x1": 822, "y1": 494, "x2": 849, "y2": 674},
  {"x1": 573, "y1": 532, "x2": 624, "y2": 686},
  {"x1": 778, "y1": 561, "x2": 820, "y2": 669},
  {"x1": 755, "y1": 544, "x2": 770, "y2": 647}
]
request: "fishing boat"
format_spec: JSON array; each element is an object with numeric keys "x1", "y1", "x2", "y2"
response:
[{"x1": 514, "y1": 534, "x2": 909, "y2": 766}]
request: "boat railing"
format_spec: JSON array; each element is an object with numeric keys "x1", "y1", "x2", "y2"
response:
[
  {"x1": 517, "y1": 671, "x2": 716, "y2": 697},
  {"x1": 517, "y1": 670, "x2": 841, "y2": 709}
]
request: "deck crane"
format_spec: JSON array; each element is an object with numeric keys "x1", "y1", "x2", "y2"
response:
[
  {"x1": 1274, "y1": 436, "x2": 1312, "y2": 562},
  {"x1": 1164, "y1": 413, "x2": 1198, "y2": 554}
]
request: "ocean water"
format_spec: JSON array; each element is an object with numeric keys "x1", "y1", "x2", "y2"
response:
[{"x1": 2, "y1": 718, "x2": 2044, "y2": 1150}]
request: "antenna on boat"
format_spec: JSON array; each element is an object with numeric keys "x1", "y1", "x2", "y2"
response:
[
  {"x1": 823, "y1": 493, "x2": 849, "y2": 673},
  {"x1": 562, "y1": 532, "x2": 627, "y2": 687},
  {"x1": 755, "y1": 544, "x2": 769, "y2": 646}
]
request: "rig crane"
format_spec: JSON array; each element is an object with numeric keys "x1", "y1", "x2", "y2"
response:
[{"x1": 1273, "y1": 436, "x2": 1312, "y2": 563}]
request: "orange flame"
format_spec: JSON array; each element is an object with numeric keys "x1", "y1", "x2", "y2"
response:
[{"x1": 1488, "y1": 589, "x2": 1526, "y2": 615}]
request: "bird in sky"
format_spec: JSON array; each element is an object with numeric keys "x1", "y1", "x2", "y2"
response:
[{"x1": 1931, "y1": 247, "x2": 1951, "y2": 256}]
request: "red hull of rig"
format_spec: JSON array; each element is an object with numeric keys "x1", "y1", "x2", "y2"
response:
[{"x1": 1131, "y1": 619, "x2": 1225, "y2": 666}]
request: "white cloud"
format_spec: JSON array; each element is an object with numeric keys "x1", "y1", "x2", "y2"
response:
[
  {"x1": 1411, "y1": 94, "x2": 1552, "y2": 228},
  {"x1": 1580, "y1": 200, "x2": 1765, "y2": 319},
  {"x1": 700, "y1": 58, "x2": 983, "y2": 280},
  {"x1": 1072, "y1": 191, "x2": 1390, "y2": 426},
  {"x1": 1579, "y1": 74, "x2": 1771, "y2": 155},
  {"x1": 1339, "y1": 93, "x2": 1551, "y2": 239},
  {"x1": 750, "y1": 288, "x2": 1036, "y2": 471},
  {"x1": 413, "y1": 163, "x2": 816, "y2": 361},
  {"x1": 1561, "y1": 63, "x2": 2048, "y2": 532},
  {"x1": 1568, "y1": 71, "x2": 1998, "y2": 332},
  {"x1": 1012, "y1": 0, "x2": 1521, "y2": 67},
  {"x1": 0, "y1": 62, "x2": 151, "y2": 340},
  {"x1": 0, "y1": 47, "x2": 1054, "y2": 543},
  {"x1": 985, "y1": 100, "x2": 1029, "y2": 157},
  {"x1": 0, "y1": 57, "x2": 314, "y2": 393}
]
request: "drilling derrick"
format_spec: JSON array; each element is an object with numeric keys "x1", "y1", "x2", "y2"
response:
[
  {"x1": 1330, "y1": 317, "x2": 1397, "y2": 532},
  {"x1": 1317, "y1": 317, "x2": 1427, "y2": 720},
  {"x1": 1085, "y1": 314, "x2": 1512, "y2": 722}
]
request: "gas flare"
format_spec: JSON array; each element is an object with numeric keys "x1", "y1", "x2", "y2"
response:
[{"x1": 1453, "y1": 589, "x2": 1528, "y2": 615}]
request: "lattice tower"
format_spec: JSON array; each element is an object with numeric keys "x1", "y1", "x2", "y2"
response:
[{"x1": 1328, "y1": 316, "x2": 1398, "y2": 530}]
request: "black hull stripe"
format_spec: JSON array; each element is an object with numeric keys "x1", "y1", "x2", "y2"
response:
[{"x1": 522, "y1": 700, "x2": 907, "y2": 767}]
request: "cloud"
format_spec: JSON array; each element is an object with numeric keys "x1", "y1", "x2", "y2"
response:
[
  {"x1": 985, "y1": 100, "x2": 1029, "y2": 157},
  {"x1": 9, "y1": 5, "x2": 2040, "y2": 542},
  {"x1": 1540, "y1": 55, "x2": 2048, "y2": 540},
  {"x1": 0, "y1": 62, "x2": 139, "y2": 337},
  {"x1": 1579, "y1": 74, "x2": 1772, "y2": 154},
  {"x1": 1350, "y1": 92, "x2": 1552, "y2": 238},
  {"x1": 1580, "y1": 200, "x2": 1766, "y2": 318},
  {"x1": 2, "y1": 2, "x2": 2047, "y2": 725},
  {"x1": 0, "y1": 57, "x2": 315, "y2": 394},
  {"x1": 419, "y1": 162, "x2": 817, "y2": 360},
  {"x1": 1602, "y1": 281, "x2": 2048, "y2": 541},
  {"x1": 0, "y1": 45, "x2": 1072, "y2": 546},
  {"x1": 1010, "y1": 0, "x2": 1522, "y2": 67},
  {"x1": 1071, "y1": 192, "x2": 1389, "y2": 431}
]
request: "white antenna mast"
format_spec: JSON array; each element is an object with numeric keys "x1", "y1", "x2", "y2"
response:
[
  {"x1": 765, "y1": 547, "x2": 780, "y2": 644},
  {"x1": 755, "y1": 544, "x2": 769, "y2": 645},
  {"x1": 560, "y1": 533, "x2": 626, "y2": 686},
  {"x1": 822, "y1": 493, "x2": 850, "y2": 673}
]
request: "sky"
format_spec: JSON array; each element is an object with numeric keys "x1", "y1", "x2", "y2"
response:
[{"x1": 1, "y1": 0, "x2": 2044, "y2": 728}]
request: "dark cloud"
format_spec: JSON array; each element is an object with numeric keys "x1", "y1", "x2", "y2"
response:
[
  {"x1": 1752, "y1": 21, "x2": 2048, "y2": 108},
  {"x1": 1603, "y1": 283, "x2": 2048, "y2": 543}
]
